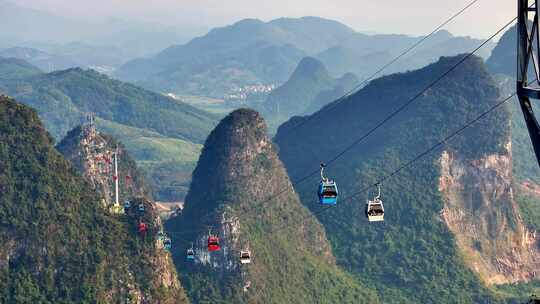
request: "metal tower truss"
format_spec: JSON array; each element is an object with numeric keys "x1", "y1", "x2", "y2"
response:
[{"x1": 518, "y1": 0, "x2": 540, "y2": 166}]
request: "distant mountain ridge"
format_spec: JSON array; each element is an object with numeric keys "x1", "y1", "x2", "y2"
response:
[
  {"x1": 0, "y1": 56, "x2": 42, "y2": 80},
  {"x1": 0, "y1": 0, "x2": 204, "y2": 70},
  {"x1": 115, "y1": 16, "x2": 353, "y2": 96},
  {"x1": 315, "y1": 29, "x2": 493, "y2": 79},
  {"x1": 486, "y1": 23, "x2": 517, "y2": 77},
  {"x1": 115, "y1": 17, "x2": 493, "y2": 98},
  {"x1": 261, "y1": 56, "x2": 358, "y2": 130},
  {"x1": 0, "y1": 67, "x2": 217, "y2": 142},
  {"x1": 0, "y1": 0, "x2": 82, "y2": 43}
]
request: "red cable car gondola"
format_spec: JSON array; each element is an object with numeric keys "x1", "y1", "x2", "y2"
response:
[
  {"x1": 208, "y1": 235, "x2": 220, "y2": 251},
  {"x1": 138, "y1": 222, "x2": 148, "y2": 234}
]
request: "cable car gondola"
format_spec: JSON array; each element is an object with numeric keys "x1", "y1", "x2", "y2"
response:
[
  {"x1": 138, "y1": 222, "x2": 148, "y2": 234},
  {"x1": 208, "y1": 232, "x2": 220, "y2": 252},
  {"x1": 366, "y1": 184, "x2": 384, "y2": 222},
  {"x1": 163, "y1": 237, "x2": 172, "y2": 250},
  {"x1": 208, "y1": 236, "x2": 220, "y2": 251},
  {"x1": 187, "y1": 243, "x2": 195, "y2": 260},
  {"x1": 318, "y1": 163, "x2": 338, "y2": 205},
  {"x1": 186, "y1": 248, "x2": 195, "y2": 260},
  {"x1": 240, "y1": 249, "x2": 251, "y2": 264}
]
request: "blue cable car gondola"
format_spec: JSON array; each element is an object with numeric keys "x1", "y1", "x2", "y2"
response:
[
  {"x1": 318, "y1": 163, "x2": 338, "y2": 205},
  {"x1": 163, "y1": 237, "x2": 172, "y2": 250},
  {"x1": 187, "y1": 243, "x2": 195, "y2": 260}
]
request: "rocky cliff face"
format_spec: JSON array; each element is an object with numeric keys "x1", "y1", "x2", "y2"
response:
[
  {"x1": 439, "y1": 147, "x2": 540, "y2": 285},
  {"x1": 167, "y1": 108, "x2": 378, "y2": 303},
  {"x1": 57, "y1": 122, "x2": 149, "y2": 211},
  {"x1": 123, "y1": 197, "x2": 189, "y2": 304},
  {"x1": 57, "y1": 125, "x2": 190, "y2": 303}
]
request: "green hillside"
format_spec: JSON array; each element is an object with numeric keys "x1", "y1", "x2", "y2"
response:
[
  {"x1": 0, "y1": 66, "x2": 217, "y2": 200},
  {"x1": 166, "y1": 109, "x2": 379, "y2": 303},
  {"x1": 94, "y1": 118, "x2": 203, "y2": 200},
  {"x1": 0, "y1": 96, "x2": 189, "y2": 303},
  {"x1": 275, "y1": 55, "x2": 518, "y2": 303},
  {"x1": 0, "y1": 67, "x2": 217, "y2": 142},
  {"x1": 0, "y1": 56, "x2": 42, "y2": 80}
]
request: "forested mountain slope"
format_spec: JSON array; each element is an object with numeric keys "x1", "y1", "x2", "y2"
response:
[
  {"x1": 0, "y1": 96, "x2": 189, "y2": 303},
  {"x1": 166, "y1": 109, "x2": 379, "y2": 303},
  {"x1": 275, "y1": 55, "x2": 537, "y2": 303}
]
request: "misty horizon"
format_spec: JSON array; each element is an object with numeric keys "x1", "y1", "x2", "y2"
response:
[{"x1": 6, "y1": 0, "x2": 515, "y2": 39}]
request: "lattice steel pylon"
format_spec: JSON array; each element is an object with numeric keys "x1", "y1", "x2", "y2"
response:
[{"x1": 518, "y1": 0, "x2": 540, "y2": 167}]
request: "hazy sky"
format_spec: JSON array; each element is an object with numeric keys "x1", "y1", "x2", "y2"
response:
[{"x1": 14, "y1": 0, "x2": 515, "y2": 38}]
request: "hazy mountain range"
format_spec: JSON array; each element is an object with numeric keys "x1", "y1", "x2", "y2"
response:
[
  {"x1": 115, "y1": 17, "x2": 494, "y2": 98},
  {"x1": 0, "y1": 0, "x2": 206, "y2": 70}
]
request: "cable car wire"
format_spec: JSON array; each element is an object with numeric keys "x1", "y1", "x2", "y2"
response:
[
  {"x1": 229, "y1": 11, "x2": 520, "y2": 222},
  {"x1": 165, "y1": 2, "x2": 519, "y2": 243},
  {"x1": 270, "y1": 92, "x2": 516, "y2": 233},
  {"x1": 165, "y1": 0, "x2": 485, "y2": 219}
]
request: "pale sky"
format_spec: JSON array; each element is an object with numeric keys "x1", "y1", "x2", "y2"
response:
[{"x1": 13, "y1": 0, "x2": 516, "y2": 38}]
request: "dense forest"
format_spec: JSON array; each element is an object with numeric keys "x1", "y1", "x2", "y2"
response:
[
  {"x1": 0, "y1": 96, "x2": 188, "y2": 303},
  {"x1": 275, "y1": 55, "x2": 526, "y2": 303},
  {"x1": 166, "y1": 109, "x2": 379, "y2": 303}
]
